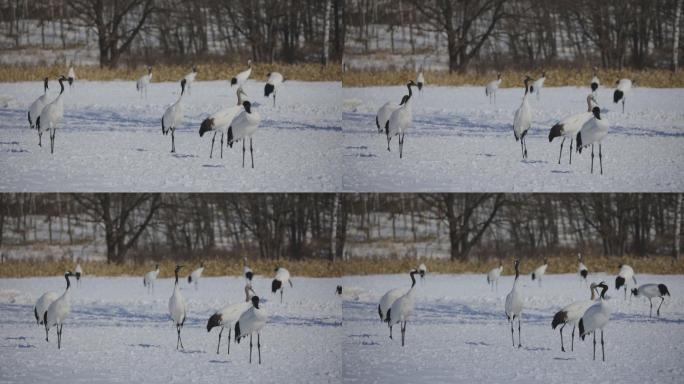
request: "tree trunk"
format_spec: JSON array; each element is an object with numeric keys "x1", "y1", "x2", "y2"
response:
[{"x1": 674, "y1": 0, "x2": 682, "y2": 72}]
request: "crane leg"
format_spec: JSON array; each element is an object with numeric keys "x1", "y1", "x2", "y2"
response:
[
  {"x1": 590, "y1": 145, "x2": 595, "y2": 174},
  {"x1": 280, "y1": 289, "x2": 283, "y2": 303},
  {"x1": 399, "y1": 134, "x2": 404, "y2": 159},
  {"x1": 622, "y1": 100, "x2": 625, "y2": 113},
  {"x1": 45, "y1": 322, "x2": 49, "y2": 342},
  {"x1": 250, "y1": 138, "x2": 254, "y2": 169},
  {"x1": 559, "y1": 324, "x2": 565, "y2": 352},
  {"x1": 217, "y1": 327, "x2": 223, "y2": 354},
  {"x1": 657, "y1": 297, "x2": 665, "y2": 316},
  {"x1": 273, "y1": 93, "x2": 276, "y2": 108},
  {"x1": 518, "y1": 318, "x2": 521, "y2": 348},
  {"x1": 257, "y1": 332, "x2": 261, "y2": 364},
  {"x1": 569, "y1": 138, "x2": 573, "y2": 164},
  {"x1": 386, "y1": 134, "x2": 391, "y2": 152},
  {"x1": 210, "y1": 132, "x2": 216, "y2": 159},
  {"x1": 520, "y1": 140, "x2": 524, "y2": 159},
  {"x1": 401, "y1": 322, "x2": 406, "y2": 347},
  {"x1": 571, "y1": 325, "x2": 575, "y2": 351},
  {"x1": 220, "y1": 133, "x2": 224, "y2": 159},
  {"x1": 227, "y1": 328, "x2": 231, "y2": 355},
  {"x1": 510, "y1": 320, "x2": 515, "y2": 347},
  {"x1": 593, "y1": 332, "x2": 596, "y2": 360},
  {"x1": 242, "y1": 140, "x2": 246, "y2": 168},
  {"x1": 523, "y1": 137, "x2": 527, "y2": 159},
  {"x1": 171, "y1": 130, "x2": 175, "y2": 153},
  {"x1": 558, "y1": 137, "x2": 565, "y2": 164},
  {"x1": 599, "y1": 144, "x2": 603, "y2": 175},
  {"x1": 649, "y1": 298, "x2": 653, "y2": 317},
  {"x1": 249, "y1": 334, "x2": 253, "y2": 364},
  {"x1": 601, "y1": 330, "x2": 605, "y2": 362},
  {"x1": 38, "y1": 131, "x2": 42, "y2": 147}
]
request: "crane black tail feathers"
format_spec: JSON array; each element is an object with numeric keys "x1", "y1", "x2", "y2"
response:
[
  {"x1": 207, "y1": 313, "x2": 222, "y2": 332},
  {"x1": 385, "y1": 120, "x2": 389, "y2": 136},
  {"x1": 188, "y1": 275, "x2": 192, "y2": 284},
  {"x1": 245, "y1": 271, "x2": 253, "y2": 281},
  {"x1": 385, "y1": 308, "x2": 392, "y2": 325},
  {"x1": 36, "y1": 116, "x2": 41, "y2": 130},
  {"x1": 234, "y1": 322, "x2": 241, "y2": 343},
  {"x1": 378, "y1": 304, "x2": 383, "y2": 321},
  {"x1": 578, "y1": 318, "x2": 586, "y2": 340},
  {"x1": 376, "y1": 116, "x2": 380, "y2": 131},
  {"x1": 613, "y1": 89, "x2": 624, "y2": 103},
  {"x1": 199, "y1": 118, "x2": 214, "y2": 137},
  {"x1": 485, "y1": 88, "x2": 489, "y2": 96},
  {"x1": 615, "y1": 276, "x2": 625, "y2": 290},
  {"x1": 265, "y1": 83, "x2": 275, "y2": 97},
  {"x1": 591, "y1": 82, "x2": 598, "y2": 92},
  {"x1": 227, "y1": 127, "x2": 234, "y2": 148},
  {"x1": 272, "y1": 279, "x2": 282, "y2": 293},
  {"x1": 580, "y1": 269, "x2": 588, "y2": 279},
  {"x1": 658, "y1": 284, "x2": 671, "y2": 296},
  {"x1": 549, "y1": 124, "x2": 563, "y2": 142},
  {"x1": 551, "y1": 311, "x2": 567, "y2": 330},
  {"x1": 43, "y1": 311, "x2": 48, "y2": 326},
  {"x1": 230, "y1": 78, "x2": 237, "y2": 86},
  {"x1": 28, "y1": 111, "x2": 33, "y2": 127},
  {"x1": 576, "y1": 132, "x2": 583, "y2": 153},
  {"x1": 34, "y1": 307, "x2": 39, "y2": 324},
  {"x1": 143, "y1": 278, "x2": 147, "y2": 287},
  {"x1": 531, "y1": 272, "x2": 536, "y2": 281}
]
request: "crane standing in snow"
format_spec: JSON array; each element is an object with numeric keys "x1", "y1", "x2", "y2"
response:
[
  {"x1": 631, "y1": 284, "x2": 671, "y2": 317},
  {"x1": 386, "y1": 80, "x2": 416, "y2": 158},
  {"x1": 235, "y1": 295, "x2": 268, "y2": 364},
  {"x1": 227, "y1": 100, "x2": 262, "y2": 168},
  {"x1": 28, "y1": 77, "x2": 49, "y2": 130},
  {"x1": 169, "y1": 265, "x2": 187, "y2": 350},
  {"x1": 199, "y1": 87, "x2": 248, "y2": 159},
  {"x1": 44, "y1": 271, "x2": 75, "y2": 349},
  {"x1": 552, "y1": 282, "x2": 598, "y2": 352},
  {"x1": 615, "y1": 264, "x2": 637, "y2": 300},
  {"x1": 264, "y1": 72, "x2": 284, "y2": 107},
  {"x1": 36, "y1": 75, "x2": 67, "y2": 154},
  {"x1": 271, "y1": 267, "x2": 293, "y2": 303},
  {"x1": 576, "y1": 106, "x2": 609, "y2": 175},
  {"x1": 548, "y1": 94, "x2": 597, "y2": 165},
  {"x1": 531, "y1": 258, "x2": 548, "y2": 287},
  {"x1": 187, "y1": 262, "x2": 204, "y2": 289},
  {"x1": 161, "y1": 79, "x2": 187, "y2": 153},
  {"x1": 207, "y1": 282, "x2": 256, "y2": 355},
  {"x1": 231, "y1": 60, "x2": 252, "y2": 88},
  {"x1": 505, "y1": 259, "x2": 524, "y2": 348},
  {"x1": 136, "y1": 66, "x2": 153, "y2": 99},
  {"x1": 387, "y1": 269, "x2": 418, "y2": 347},
  {"x1": 579, "y1": 282, "x2": 611, "y2": 361},
  {"x1": 487, "y1": 260, "x2": 504, "y2": 292},
  {"x1": 143, "y1": 264, "x2": 160, "y2": 294},
  {"x1": 485, "y1": 73, "x2": 502, "y2": 104},
  {"x1": 513, "y1": 76, "x2": 533, "y2": 160}
]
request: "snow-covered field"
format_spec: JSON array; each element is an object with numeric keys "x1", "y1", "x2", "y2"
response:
[
  {"x1": 0, "y1": 276, "x2": 341, "y2": 383},
  {"x1": 343, "y1": 86, "x2": 684, "y2": 192},
  {"x1": 342, "y1": 273, "x2": 684, "y2": 383},
  {"x1": 0, "y1": 80, "x2": 341, "y2": 192}
]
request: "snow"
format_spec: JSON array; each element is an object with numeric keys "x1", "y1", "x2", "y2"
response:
[
  {"x1": 343, "y1": 86, "x2": 684, "y2": 191},
  {"x1": 342, "y1": 273, "x2": 684, "y2": 383},
  {"x1": 0, "y1": 276, "x2": 342, "y2": 383},
  {"x1": 0, "y1": 80, "x2": 341, "y2": 192}
]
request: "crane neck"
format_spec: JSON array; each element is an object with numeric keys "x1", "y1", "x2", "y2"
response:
[
  {"x1": 65, "y1": 273, "x2": 71, "y2": 290},
  {"x1": 409, "y1": 271, "x2": 416, "y2": 288},
  {"x1": 174, "y1": 270, "x2": 179, "y2": 285}
]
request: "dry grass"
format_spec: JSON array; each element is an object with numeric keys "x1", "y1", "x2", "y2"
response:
[
  {"x1": 0, "y1": 63, "x2": 340, "y2": 83},
  {"x1": 0, "y1": 258, "x2": 341, "y2": 278},
  {"x1": 343, "y1": 67, "x2": 684, "y2": 88},
  {"x1": 341, "y1": 254, "x2": 684, "y2": 276},
  {"x1": 2, "y1": 254, "x2": 681, "y2": 278}
]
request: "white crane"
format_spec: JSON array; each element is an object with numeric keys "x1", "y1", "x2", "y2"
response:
[
  {"x1": 183, "y1": 66, "x2": 198, "y2": 95},
  {"x1": 199, "y1": 87, "x2": 247, "y2": 159},
  {"x1": 243, "y1": 257, "x2": 254, "y2": 282},
  {"x1": 513, "y1": 76, "x2": 533, "y2": 160},
  {"x1": 231, "y1": 59, "x2": 252, "y2": 88},
  {"x1": 207, "y1": 282, "x2": 256, "y2": 355},
  {"x1": 486, "y1": 260, "x2": 504, "y2": 291},
  {"x1": 168, "y1": 265, "x2": 187, "y2": 350},
  {"x1": 548, "y1": 94, "x2": 597, "y2": 165},
  {"x1": 386, "y1": 80, "x2": 416, "y2": 158},
  {"x1": 387, "y1": 269, "x2": 418, "y2": 346},
  {"x1": 161, "y1": 78, "x2": 186, "y2": 153},
  {"x1": 531, "y1": 71, "x2": 545, "y2": 100},
  {"x1": 615, "y1": 264, "x2": 637, "y2": 300},
  {"x1": 378, "y1": 286, "x2": 405, "y2": 340},
  {"x1": 143, "y1": 264, "x2": 160, "y2": 294},
  {"x1": 136, "y1": 66, "x2": 153, "y2": 99},
  {"x1": 44, "y1": 271, "x2": 74, "y2": 349},
  {"x1": 576, "y1": 106, "x2": 609, "y2": 175},
  {"x1": 613, "y1": 78, "x2": 632, "y2": 113},
  {"x1": 235, "y1": 295, "x2": 268, "y2": 364},
  {"x1": 74, "y1": 263, "x2": 83, "y2": 287},
  {"x1": 264, "y1": 72, "x2": 284, "y2": 107},
  {"x1": 531, "y1": 258, "x2": 547, "y2": 286},
  {"x1": 505, "y1": 259, "x2": 523, "y2": 348},
  {"x1": 416, "y1": 71, "x2": 425, "y2": 93},
  {"x1": 36, "y1": 75, "x2": 67, "y2": 154},
  {"x1": 187, "y1": 261, "x2": 204, "y2": 289},
  {"x1": 579, "y1": 282, "x2": 611, "y2": 361},
  {"x1": 34, "y1": 291, "x2": 58, "y2": 326},
  {"x1": 418, "y1": 263, "x2": 427, "y2": 283},
  {"x1": 28, "y1": 77, "x2": 49, "y2": 130},
  {"x1": 485, "y1": 73, "x2": 502, "y2": 104},
  {"x1": 590, "y1": 66, "x2": 600, "y2": 98},
  {"x1": 271, "y1": 267, "x2": 292, "y2": 303},
  {"x1": 376, "y1": 94, "x2": 409, "y2": 134},
  {"x1": 67, "y1": 66, "x2": 76, "y2": 88},
  {"x1": 552, "y1": 282, "x2": 598, "y2": 352},
  {"x1": 631, "y1": 284, "x2": 671, "y2": 317},
  {"x1": 227, "y1": 101, "x2": 261, "y2": 168},
  {"x1": 578, "y1": 253, "x2": 589, "y2": 284}
]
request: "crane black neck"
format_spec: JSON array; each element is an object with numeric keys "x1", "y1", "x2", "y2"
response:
[
  {"x1": 58, "y1": 78, "x2": 65, "y2": 95},
  {"x1": 174, "y1": 270, "x2": 179, "y2": 285},
  {"x1": 514, "y1": 262, "x2": 519, "y2": 280},
  {"x1": 409, "y1": 271, "x2": 416, "y2": 287},
  {"x1": 65, "y1": 273, "x2": 71, "y2": 289}
]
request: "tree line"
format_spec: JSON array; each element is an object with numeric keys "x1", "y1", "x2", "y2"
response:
[
  {"x1": 346, "y1": 0, "x2": 684, "y2": 72},
  {"x1": 0, "y1": 193, "x2": 681, "y2": 264},
  {"x1": 0, "y1": 0, "x2": 344, "y2": 67}
]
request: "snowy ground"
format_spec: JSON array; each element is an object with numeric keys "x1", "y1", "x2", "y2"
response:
[
  {"x1": 0, "y1": 276, "x2": 341, "y2": 383},
  {"x1": 0, "y1": 80, "x2": 341, "y2": 192},
  {"x1": 343, "y1": 86, "x2": 684, "y2": 192},
  {"x1": 342, "y1": 273, "x2": 684, "y2": 383}
]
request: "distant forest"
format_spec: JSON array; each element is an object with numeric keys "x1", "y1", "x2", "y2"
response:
[
  {"x1": 0, "y1": 194, "x2": 681, "y2": 264},
  {"x1": 0, "y1": 0, "x2": 344, "y2": 67},
  {"x1": 345, "y1": 0, "x2": 683, "y2": 72}
]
